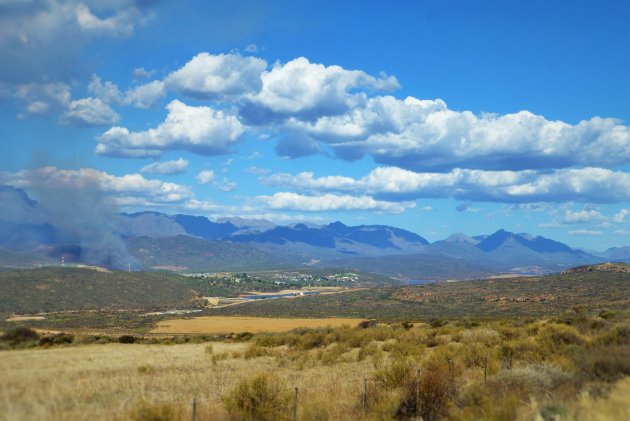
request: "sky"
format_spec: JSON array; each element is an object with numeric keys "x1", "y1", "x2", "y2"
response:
[{"x1": 1, "y1": 0, "x2": 629, "y2": 250}]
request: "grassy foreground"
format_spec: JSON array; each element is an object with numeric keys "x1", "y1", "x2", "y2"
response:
[{"x1": 1, "y1": 308, "x2": 629, "y2": 420}]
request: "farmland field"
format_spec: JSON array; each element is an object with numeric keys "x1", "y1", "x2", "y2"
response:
[{"x1": 150, "y1": 316, "x2": 366, "y2": 334}]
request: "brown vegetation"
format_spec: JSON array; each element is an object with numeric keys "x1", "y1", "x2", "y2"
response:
[
  {"x1": 1, "y1": 309, "x2": 629, "y2": 420},
  {"x1": 150, "y1": 316, "x2": 366, "y2": 334}
]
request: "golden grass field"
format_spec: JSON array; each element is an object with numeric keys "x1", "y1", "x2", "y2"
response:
[
  {"x1": 2, "y1": 313, "x2": 629, "y2": 420},
  {"x1": 0, "y1": 341, "x2": 377, "y2": 421},
  {"x1": 150, "y1": 316, "x2": 366, "y2": 334}
]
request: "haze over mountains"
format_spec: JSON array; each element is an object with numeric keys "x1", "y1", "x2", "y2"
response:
[{"x1": 1, "y1": 185, "x2": 623, "y2": 278}]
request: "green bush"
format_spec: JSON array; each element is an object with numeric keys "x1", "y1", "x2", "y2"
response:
[
  {"x1": 486, "y1": 364, "x2": 571, "y2": 398},
  {"x1": 357, "y1": 341, "x2": 379, "y2": 362},
  {"x1": 223, "y1": 372, "x2": 292, "y2": 421},
  {"x1": 358, "y1": 319, "x2": 378, "y2": 329},
  {"x1": 429, "y1": 319, "x2": 447, "y2": 328},
  {"x1": 118, "y1": 334, "x2": 136, "y2": 344},
  {"x1": 244, "y1": 343, "x2": 274, "y2": 359},
  {"x1": 396, "y1": 359, "x2": 455, "y2": 421},
  {"x1": 374, "y1": 358, "x2": 415, "y2": 388},
  {"x1": 1, "y1": 326, "x2": 39, "y2": 343},
  {"x1": 576, "y1": 345, "x2": 630, "y2": 382},
  {"x1": 38, "y1": 333, "x2": 74, "y2": 347}
]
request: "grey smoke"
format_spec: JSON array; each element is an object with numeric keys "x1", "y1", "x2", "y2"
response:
[{"x1": 0, "y1": 172, "x2": 139, "y2": 270}]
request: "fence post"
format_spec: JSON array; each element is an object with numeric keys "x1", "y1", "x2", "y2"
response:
[
  {"x1": 416, "y1": 368, "x2": 420, "y2": 414},
  {"x1": 483, "y1": 355, "x2": 488, "y2": 383},
  {"x1": 363, "y1": 378, "x2": 368, "y2": 412},
  {"x1": 293, "y1": 387, "x2": 298, "y2": 421},
  {"x1": 191, "y1": 397, "x2": 196, "y2": 421}
]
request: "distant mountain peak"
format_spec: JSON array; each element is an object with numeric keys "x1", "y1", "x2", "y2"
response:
[
  {"x1": 328, "y1": 221, "x2": 348, "y2": 229},
  {"x1": 444, "y1": 233, "x2": 479, "y2": 245},
  {"x1": 0, "y1": 185, "x2": 38, "y2": 208},
  {"x1": 476, "y1": 229, "x2": 575, "y2": 254}
]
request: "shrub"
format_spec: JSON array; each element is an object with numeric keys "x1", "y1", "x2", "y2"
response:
[
  {"x1": 429, "y1": 319, "x2": 447, "y2": 328},
  {"x1": 118, "y1": 335, "x2": 136, "y2": 344},
  {"x1": 297, "y1": 332, "x2": 327, "y2": 350},
  {"x1": 358, "y1": 319, "x2": 378, "y2": 329},
  {"x1": 244, "y1": 344, "x2": 274, "y2": 359},
  {"x1": 576, "y1": 345, "x2": 630, "y2": 382},
  {"x1": 137, "y1": 365, "x2": 154, "y2": 375},
  {"x1": 1, "y1": 326, "x2": 39, "y2": 343},
  {"x1": 128, "y1": 399, "x2": 181, "y2": 421},
  {"x1": 455, "y1": 385, "x2": 521, "y2": 421},
  {"x1": 211, "y1": 352, "x2": 230, "y2": 365},
  {"x1": 318, "y1": 343, "x2": 348, "y2": 365},
  {"x1": 459, "y1": 328, "x2": 500, "y2": 346},
  {"x1": 374, "y1": 358, "x2": 416, "y2": 388},
  {"x1": 235, "y1": 332, "x2": 254, "y2": 342},
  {"x1": 486, "y1": 363, "x2": 571, "y2": 398},
  {"x1": 396, "y1": 359, "x2": 455, "y2": 421},
  {"x1": 616, "y1": 325, "x2": 630, "y2": 344},
  {"x1": 536, "y1": 323, "x2": 586, "y2": 354},
  {"x1": 223, "y1": 372, "x2": 292, "y2": 421},
  {"x1": 38, "y1": 333, "x2": 74, "y2": 347},
  {"x1": 357, "y1": 341, "x2": 379, "y2": 362}
]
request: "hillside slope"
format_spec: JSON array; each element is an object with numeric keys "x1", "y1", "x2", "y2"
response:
[
  {"x1": 0, "y1": 268, "x2": 213, "y2": 314},
  {"x1": 209, "y1": 270, "x2": 630, "y2": 319},
  {"x1": 126, "y1": 235, "x2": 297, "y2": 271}
]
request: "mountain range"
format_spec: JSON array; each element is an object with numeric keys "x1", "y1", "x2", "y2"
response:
[{"x1": 0, "y1": 185, "x2": 623, "y2": 278}]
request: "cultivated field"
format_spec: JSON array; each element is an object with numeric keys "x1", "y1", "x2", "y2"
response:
[{"x1": 150, "y1": 316, "x2": 366, "y2": 334}]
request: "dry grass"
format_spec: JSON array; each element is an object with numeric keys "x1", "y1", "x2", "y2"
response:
[
  {"x1": 150, "y1": 316, "x2": 366, "y2": 334},
  {"x1": 0, "y1": 341, "x2": 377, "y2": 421},
  {"x1": 572, "y1": 377, "x2": 630, "y2": 420},
  {"x1": 2, "y1": 313, "x2": 630, "y2": 420}
]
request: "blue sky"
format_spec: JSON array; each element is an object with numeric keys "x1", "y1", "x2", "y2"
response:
[{"x1": 1, "y1": 0, "x2": 630, "y2": 250}]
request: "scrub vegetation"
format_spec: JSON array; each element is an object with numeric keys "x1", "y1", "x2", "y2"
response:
[{"x1": 1, "y1": 306, "x2": 629, "y2": 420}]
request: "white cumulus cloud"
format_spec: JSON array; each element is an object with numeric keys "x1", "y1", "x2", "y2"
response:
[
  {"x1": 165, "y1": 52, "x2": 267, "y2": 99},
  {"x1": 613, "y1": 209, "x2": 630, "y2": 224},
  {"x1": 96, "y1": 100, "x2": 244, "y2": 158},
  {"x1": 261, "y1": 166, "x2": 630, "y2": 204},
  {"x1": 0, "y1": 166, "x2": 192, "y2": 205},
  {"x1": 14, "y1": 82, "x2": 71, "y2": 117},
  {"x1": 140, "y1": 158, "x2": 189, "y2": 175},
  {"x1": 242, "y1": 57, "x2": 399, "y2": 123},
  {"x1": 196, "y1": 170, "x2": 215, "y2": 185},
  {"x1": 256, "y1": 192, "x2": 414, "y2": 213},
  {"x1": 124, "y1": 80, "x2": 165, "y2": 108},
  {"x1": 62, "y1": 97, "x2": 120, "y2": 126},
  {"x1": 287, "y1": 94, "x2": 630, "y2": 170},
  {"x1": 0, "y1": 0, "x2": 152, "y2": 83},
  {"x1": 569, "y1": 229, "x2": 603, "y2": 236}
]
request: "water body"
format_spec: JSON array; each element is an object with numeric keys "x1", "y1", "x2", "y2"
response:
[
  {"x1": 405, "y1": 279, "x2": 435, "y2": 285},
  {"x1": 241, "y1": 291, "x2": 321, "y2": 300}
]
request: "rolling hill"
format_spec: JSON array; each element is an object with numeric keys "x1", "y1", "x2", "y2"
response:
[
  {"x1": 0, "y1": 267, "x2": 212, "y2": 314},
  {"x1": 209, "y1": 269, "x2": 630, "y2": 320},
  {"x1": 126, "y1": 235, "x2": 296, "y2": 271}
]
